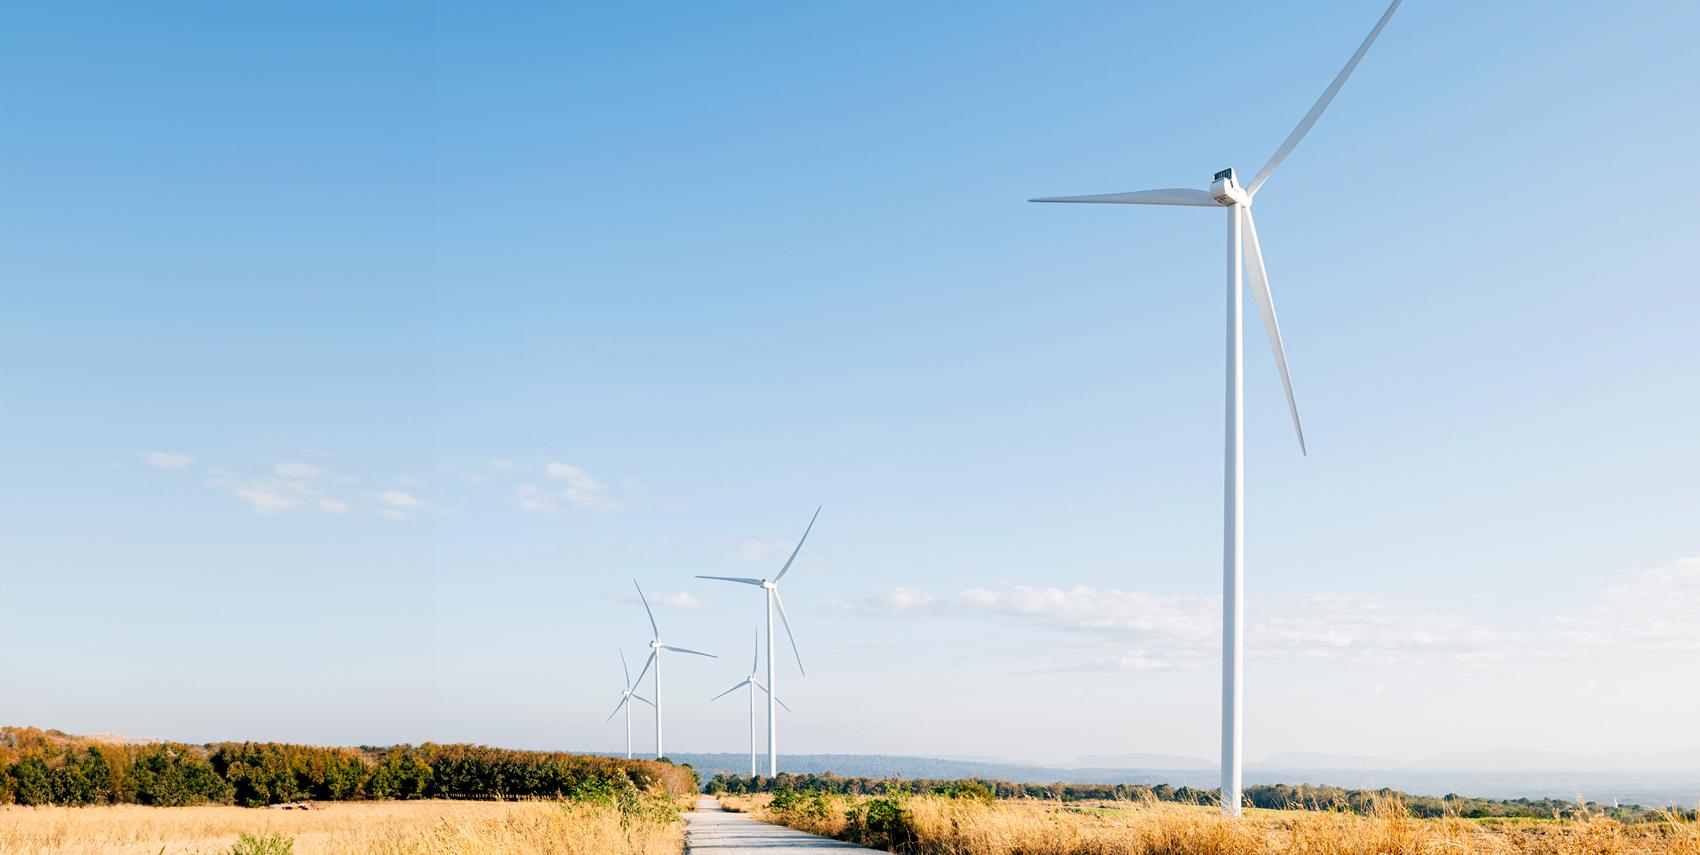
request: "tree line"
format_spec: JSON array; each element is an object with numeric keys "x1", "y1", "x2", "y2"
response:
[
  {"x1": 0, "y1": 726, "x2": 697, "y2": 807},
  {"x1": 705, "y1": 771, "x2": 1695, "y2": 823}
]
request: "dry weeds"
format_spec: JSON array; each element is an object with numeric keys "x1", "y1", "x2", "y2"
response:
[
  {"x1": 720, "y1": 792, "x2": 1700, "y2": 855},
  {"x1": 0, "y1": 798, "x2": 685, "y2": 855}
]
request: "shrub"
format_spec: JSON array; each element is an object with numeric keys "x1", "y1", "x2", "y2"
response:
[
  {"x1": 800, "y1": 791, "x2": 833, "y2": 820},
  {"x1": 228, "y1": 832, "x2": 294, "y2": 855},
  {"x1": 846, "y1": 796, "x2": 916, "y2": 850},
  {"x1": 943, "y1": 780, "x2": 995, "y2": 802}
]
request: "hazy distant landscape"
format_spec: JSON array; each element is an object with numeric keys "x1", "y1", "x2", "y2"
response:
[{"x1": 669, "y1": 751, "x2": 1700, "y2": 809}]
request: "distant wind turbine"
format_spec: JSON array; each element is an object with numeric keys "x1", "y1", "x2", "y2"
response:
[
  {"x1": 709, "y1": 630, "x2": 791, "y2": 777},
  {"x1": 605, "y1": 649, "x2": 654, "y2": 759},
  {"x1": 697, "y1": 506, "x2": 818, "y2": 776},
  {"x1": 1029, "y1": 0, "x2": 1404, "y2": 817},
  {"x1": 628, "y1": 580, "x2": 716, "y2": 759}
]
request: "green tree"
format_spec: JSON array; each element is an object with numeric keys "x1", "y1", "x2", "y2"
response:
[{"x1": 9, "y1": 756, "x2": 53, "y2": 806}]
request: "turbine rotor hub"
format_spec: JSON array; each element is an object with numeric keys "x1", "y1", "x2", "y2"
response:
[{"x1": 1210, "y1": 167, "x2": 1251, "y2": 207}]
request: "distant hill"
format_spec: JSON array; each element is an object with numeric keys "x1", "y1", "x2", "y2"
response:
[{"x1": 663, "y1": 751, "x2": 1700, "y2": 808}]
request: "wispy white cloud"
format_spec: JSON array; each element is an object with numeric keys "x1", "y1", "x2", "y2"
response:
[
  {"x1": 507, "y1": 462, "x2": 622, "y2": 512},
  {"x1": 651, "y1": 591, "x2": 704, "y2": 610},
  {"x1": 1558, "y1": 556, "x2": 1700, "y2": 653},
  {"x1": 877, "y1": 557, "x2": 1700, "y2": 672},
  {"x1": 143, "y1": 451, "x2": 194, "y2": 469},
  {"x1": 1066, "y1": 650, "x2": 1180, "y2": 672},
  {"x1": 961, "y1": 584, "x2": 1218, "y2": 642},
  {"x1": 515, "y1": 483, "x2": 554, "y2": 512},
  {"x1": 842, "y1": 586, "x2": 945, "y2": 615},
  {"x1": 545, "y1": 462, "x2": 619, "y2": 509},
  {"x1": 862, "y1": 582, "x2": 1525, "y2": 671},
  {"x1": 379, "y1": 490, "x2": 424, "y2": 510},
  {"x1": 202, "y1": 462, "x2": 358, "y2": 517},
  {"x1": 227, "y1": 484, "x2": 303, "y2": 514},
  {"x1": 1256, "y1": 593, "x2": 1531, "y2": 666}
]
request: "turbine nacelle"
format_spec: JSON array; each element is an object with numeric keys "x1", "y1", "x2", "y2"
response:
[{"x1": 1210, "y1": 168, "x2": 1251, "y2": 207}]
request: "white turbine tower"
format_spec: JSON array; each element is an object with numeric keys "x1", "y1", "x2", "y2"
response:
[
  {"x1": 1030, "y1": 0, "x2": 1403, "y2": 817},
  {"x1": 628, "y1": 580, "x2": 716, "y2": 760},
  {"x1": 605, "y1": 649, "x2": 654, "y2": 759},
  {"x1": 696, "y1": 506, "x2": 818, "y2": 776},
  {"x1": 709, "y1": 631, "x2": 792, "y2": 777}
]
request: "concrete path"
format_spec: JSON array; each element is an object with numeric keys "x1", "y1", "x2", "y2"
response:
[{"x1": 685, "y1": 797, "x2": 880, "y2": 853}]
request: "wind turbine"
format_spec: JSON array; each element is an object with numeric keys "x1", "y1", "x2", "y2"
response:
[
  {"x1": 605, "y1": 649, "x2": 654, "y2": 759},
  {"x1": 1029, "y1": 0, "x2": 1404, "y2": 817},
  {"x1": 696, "y1": 506, "x2": 818, "y2": 776},
  {"x1": 628, "y1": 580, "x2": 716, "y2": 759},
  {"x1": 709, "y1": 630, "x2": 792, "y2": 777}
]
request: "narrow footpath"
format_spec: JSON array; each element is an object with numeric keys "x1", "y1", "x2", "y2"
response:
[{"x1": 685, "y1": 797, "x2": 881, "y2": 853}]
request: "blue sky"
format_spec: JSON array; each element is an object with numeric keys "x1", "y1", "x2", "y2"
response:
[{"x1": 2, "y1": 1, "x2": 1697, "y2": 766}]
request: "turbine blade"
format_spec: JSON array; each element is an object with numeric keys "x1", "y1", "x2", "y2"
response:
[
  {"x1": 620, "y1": 649, "x2": 630, "y2": 685},
  {"x1": 754, "y1": 679, "x2": 794, "y2": 714},
  {"x1": 1248, "y1": 0, "x2": 1402, "y2": 194},
  {"x1": 773, "y1": 506, "x2": 821, "y2": 582},
  {"x1": 606, "y1": 695, "x2": 629, "y2": 722},
  {"x1": 662, "y1": 644, "x2": 717, "y2": 659},
  {"x1": 633, "y1": 579, "x2": 658, "y2": 638},
  {"x1": 1030, "y1": 188, "x2": 1219, "y2": 207},
  {"x1": 772, "y1": 589, "x2": 805, "y2": 676},
  {"x1": 710, "y1": 680, "x2": 749, "y2": 703},
  {"x1": 630, "y1": 693, "x2": 655, "y2": 708},
  {"x1": 695, "y1": 575, "x2": 764, "y2": 586},
  {"x1": 630, "y1": 651, "x2": 656, "y2": 689},
  {"x1": 751, "y1": 628, "x2": 759, "y2": 675},
  {"x1": 1242, "y1": 208, "x2": 1307, "y2": 454}
]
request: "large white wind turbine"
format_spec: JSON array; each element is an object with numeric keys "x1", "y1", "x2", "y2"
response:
[
  {"x1": 696, "y1": 506, "x2": 818, "y2": 776},
  {"x1": 628, "y1": 580, "x2": 716, "y2": 759},
  {"x1": 1030, "y1": 0, "x2": 1403, "y2": 817},
  {"x1": 709, "y1": 631, "x2": 792, "y2": 777},
  {"x1": 605, "y1": 649, "x2": 654, "y2": 760}
]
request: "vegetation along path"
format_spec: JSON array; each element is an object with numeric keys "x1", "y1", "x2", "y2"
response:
[{"x1": 687, "y1": 797, "x2": 877, "y2": 853}]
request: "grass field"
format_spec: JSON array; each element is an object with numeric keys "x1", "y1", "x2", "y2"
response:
[
  {"x1": 721, "y1": 791, "x2": 1700, "y2": 854},
  {"x1": 0, "y1": 798, "x2": 686, "y2": 855}
]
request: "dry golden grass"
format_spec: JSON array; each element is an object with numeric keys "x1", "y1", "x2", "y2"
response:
[
  {"x1": 721, "y1": 792, "x2": 1700, "y2": 855},
  {"x1": 0, "y1": 798, "x2": 686, "y2": 855}
]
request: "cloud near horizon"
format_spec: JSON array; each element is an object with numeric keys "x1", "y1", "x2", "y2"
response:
[
  {"x1": 142, "y1": 451, "x2": 194, "y2": 468},
  {"x1": 851, "y1": 557, "x2": 1692, "y2": 671}
]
